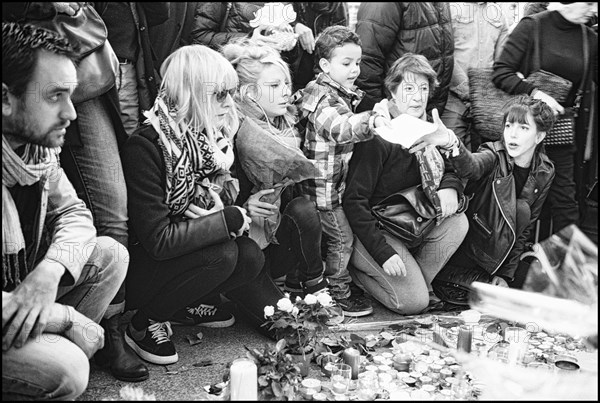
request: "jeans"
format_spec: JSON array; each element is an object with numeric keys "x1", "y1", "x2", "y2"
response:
[
  {"x1": 264, "y1": 197, "x2": 325, "y2": 289},
  {"x1": 59, "y1": 96, "x2": 129, "y2": 317},
  {"x1": 116, "y1": 62, "x2": 140, "y2": 137},
  {"x1": 349, "y1": 213, "x2": 468, "y2": 314},
  {"x1": 319, "y1": 206, "x2": 354, "y2": 299},
  {"x1": 544, "y1": 145, "x2": 579, "y2": 233},
  {"x1": 127, "y1": 237, "x2": 282, "y2": 331},
  {"x1": 2, "y1": 236, "x2": 127, "y2": 400}
]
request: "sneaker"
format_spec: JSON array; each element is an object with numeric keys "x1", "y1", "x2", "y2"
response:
[
  {"x1": 124, "y1": 320, "x2": 178, "y2": 365},
  {"x1": 335, "y1": 292, "x2": 374, "y2": 317},
  {"x1": 169, "y1": 304, "x2": 235, "y2": 328}
]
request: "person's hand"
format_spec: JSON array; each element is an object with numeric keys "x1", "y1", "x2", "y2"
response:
[
  {"x1": 231, "y1": 206, "x2": 252, "y2": 237},
  {"x1": 2, "y1": 261, "x2": 64, "y2": 351},
  {"x1": 382, "y1": 254, "x2": 407, "y2": 277},
  {"x1": 532, "y1": 89, "x2": 564, "y2": 115},
  {"x1": 409, "y1": 109, "x2": 456, "y2": 153},
  {"x1": 184, "y1": 188, "x2": 224, "y2": 219},
  {"x1": 65, "y1": 308, "x2": 104, "y2": 359},
  {"x1": 373, "y1": 99, "x2": 391, "y2": 120},
  {"x1": 374, "y1": 115, "x2": 392, "y2": 129},
  {"x1": 52, "y1": 2, "x2": 82, "y2": 16},
  {"x1": 251, "y1": 25, "x2": 280, "y2": 46},
  {"x1": 491, "y1": 276, "x2": 509, "y2": 288},
  {"x1": 246, "y1": 189, "x2": 279, "y2": 218},
  {"x1": 437, "y1": 188, "x2": 459, "y2": 217},
  {"x1": 294, "y1": 22, "x2": 315, "y2": 54}
]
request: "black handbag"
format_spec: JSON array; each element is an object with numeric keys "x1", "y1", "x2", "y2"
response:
[
  {"x1": 469, "y1": 15, "x2": 588, "y2": 143},
  {"x1": 34, "y1": 4, "x2": 119, "y2": 104},
  {"x1": 371, "y1": 185, "x2": 468, "y2": 249}
]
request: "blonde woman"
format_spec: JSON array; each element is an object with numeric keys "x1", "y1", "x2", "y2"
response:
[
  {"x1": 222, "y1": 39, "x2": 336, "y2": 303},
  {"x1": 120, "y1": 45, "x2": 284, "y2": 365}
]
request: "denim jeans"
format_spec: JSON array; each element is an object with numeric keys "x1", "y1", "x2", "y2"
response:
[
  {"x1": 544, "y1": 145, "x2": 579, "y2": 233},
  {"x1": 59, "y1": 96, "x2": 129, "y2": 316},
  {"x1": 349, "y1": 213, "x2": 468, "y2": 314},
  {"x1": 2, "y1": 236, "x2": 127, "y2": 400},
  {"x1": 116, "y1": 62, "x2": 140, "y2": 137},
  {"x1": 264, "y1": 197, "x2": 325, "y2": 289},
  {"x1": 319, "y1": 206, "x2": 354, "y2": 299}
]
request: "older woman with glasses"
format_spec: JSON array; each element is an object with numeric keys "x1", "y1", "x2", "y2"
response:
[{"x1": 120, "y1": 44, "x2": 284, "y2": 366}]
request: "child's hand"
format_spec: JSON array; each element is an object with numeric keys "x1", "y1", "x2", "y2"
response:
[
  {"x1": 374, "y1": 115, "x2": 392, "y2": 129},
  {"x1": 246, "y1": 189, "x2": 279, "y2": 218}
]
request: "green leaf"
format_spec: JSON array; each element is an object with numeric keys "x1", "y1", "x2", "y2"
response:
[
  {"x1": 258, "y1": 375, "x2": 269, "y2": 387},
  {"x1": 275, "y1": 339, "x2": 287, "y2": 352},
  {"x1": 272, "y1": 381, "x2": 283, "y2": 397}
]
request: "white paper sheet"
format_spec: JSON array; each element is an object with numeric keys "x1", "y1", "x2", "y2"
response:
[{"x1": 375, "y1": 113, "x2": 437, "y2": 148}]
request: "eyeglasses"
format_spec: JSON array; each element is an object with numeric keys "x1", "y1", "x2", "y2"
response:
[{"x1": 214, "y1": 88, "x2": 237, "y2": 103}]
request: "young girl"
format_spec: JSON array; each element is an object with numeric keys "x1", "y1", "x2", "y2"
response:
[{"x1": 221, "y1": 39, "x2": 335, "y2": 302}]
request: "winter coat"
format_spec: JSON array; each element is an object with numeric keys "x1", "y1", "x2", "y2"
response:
[{"x1": 354, "y1": 2, "x2": 454, "y2": 114}]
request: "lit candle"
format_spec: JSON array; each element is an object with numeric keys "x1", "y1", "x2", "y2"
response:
[{"x1": 229, "y1": 358, "x2": 257, "y2": 400}]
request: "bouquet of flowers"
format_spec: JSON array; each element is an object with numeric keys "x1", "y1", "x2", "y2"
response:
[
  {"x1": 244, "y1": 340, "x2": 302, "y2": 401},
  {"x1": 263, "y1": 293, "x2": 338, "y2": 355}
]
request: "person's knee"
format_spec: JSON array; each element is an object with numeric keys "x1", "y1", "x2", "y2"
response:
[
  {"x1": 388, "y1": 293, "x2": 429, "y2": 315},
  {"x1": 92, "y1": 236, "x2": 129, "y2": 286},
  {"x1": 284, "y1": 197, "x2": 321, "y2": 231},
  {"x1": 235, "y1": 237, "x2": 265, "y2": 279},
  {"x1": 45, "y1": 340, "x2": 90, "y2": 400}
]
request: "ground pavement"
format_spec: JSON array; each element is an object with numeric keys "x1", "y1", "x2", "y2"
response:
[{"x1": 79, "y1": 296, "x2": 449, "y2": 400}]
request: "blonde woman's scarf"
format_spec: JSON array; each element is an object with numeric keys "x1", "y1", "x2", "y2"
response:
[
  {"x1": 143, "y1": 94, "x2": 235, "y2": 216},
  {"x1": 2, "y1": 134, "x2": 60, "y2": 288}
]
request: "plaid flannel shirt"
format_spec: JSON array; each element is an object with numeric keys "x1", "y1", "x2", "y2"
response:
[{"x1": 294, "y1": 73, "x2": 376, "y2": 210}]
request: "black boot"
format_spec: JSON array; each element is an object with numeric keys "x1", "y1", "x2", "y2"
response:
[{"x1": 95, "y1": 313, "x2": 149, "y2": 382}]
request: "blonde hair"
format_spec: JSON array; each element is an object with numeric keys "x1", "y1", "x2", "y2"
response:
[
  {"x1": 221, "y1": 38, "x2": 297, "y2": 128},
  {"x1": 159, "y1": 44, "x2": 239, "y2": 141}
]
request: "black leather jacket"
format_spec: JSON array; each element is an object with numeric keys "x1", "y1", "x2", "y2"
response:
[{"x1": 449, "y1": 141, "x2": 555, "y2": 280}]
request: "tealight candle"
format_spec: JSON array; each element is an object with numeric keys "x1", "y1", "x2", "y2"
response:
[
  {"x1": 402, "y1": 377, "x2": 417, "y2": 387},
  {"x1": 411, "y1": 390, "x2": 431, "y2": 400},
  {"x1": 409, "y1": 371, "x2": 423, "y2": 379},
  {"x1": 381, "y1": 352, "x2": 394, "y2": 359},
  {"x1": 302, "y1": 378, "x2": 322, "y2": 393},
  {"x1": 429, "y1": 350, "x2": 441, "y2": 360},
  {"x1": 365, "y1": 365, "x2": 379, "y2": 373},
  {"x1": 537, "y1": 332, "x2": 548, "y2": 338},
  {"x1": 372, "y1": 355, "x2": 386, "y2": 365},
  {"x1": 378, "y1": 372, "x2": 393, "y2": 385},
  {"x1": 422, "y1": 384, "x2": 437, "y2": 393},
  {"x1": 440, "y1": 368, "x2": 453, "y2": 378},
  {"x1": 419, "y1": 375, "x2": 433, "y2": 385},
  {"x1": 312, "y1": 392, "x2": 327, "y2": 401},
  {"x1": 378, "y1": 364, "x2": 392, "y2": 373},
  {"x1": 229, "y1": 358, "x2": 258, "y2": 400},
  {"x1": 555, "y1": 336, "x2": 567, "y2": 344}
]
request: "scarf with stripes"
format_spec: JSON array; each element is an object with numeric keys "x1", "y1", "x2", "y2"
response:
[{"x1": 144, "y1": 94, "x2": 225, "y2": 216}]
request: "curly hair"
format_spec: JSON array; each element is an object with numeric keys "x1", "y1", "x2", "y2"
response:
[
  {"x1": 2, "y1": 22, "x2": 76, "y2": 98},
  {"x1": 502, "y1": 94, "x2": 557, "y2": 133},
  {"x1": 314, "y1": 25, "x2": 361, "y2": 67}
]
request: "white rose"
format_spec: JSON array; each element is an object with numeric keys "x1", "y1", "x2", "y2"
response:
[
  {"x1": 304, "y1": 294, "x2": 318, "y2": 305},
  {"x1": 264, "y1": 305, "x2": 275, "y2": 318},
  {"x1": 296, "y1": 296, "x2": 302, "y2": 302},
  {"x1": 316, "y1": 292, "x2": 333, "y2": 307},
  {"x1": 291, "y1": 306, "x2": 299, "y2": 316},
  {"x1": 277, "y1": 298, "x2": 294, "y2": 313}
]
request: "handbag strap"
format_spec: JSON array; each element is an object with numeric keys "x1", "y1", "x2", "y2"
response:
[
  {"x1": 532, "y1": 15, "x2": 589, "y2": 113},
  {"x1": 219, "y1": 2, "x2": 232, "y2": 32}
]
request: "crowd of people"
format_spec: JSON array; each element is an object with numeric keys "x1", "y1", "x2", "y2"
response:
[{"x1": 2, "y1": 2, "x2": 597, "y2": 400}]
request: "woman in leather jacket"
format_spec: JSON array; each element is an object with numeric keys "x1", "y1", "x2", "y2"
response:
[
  {"x1": 411, "y1": 95, "x2": 556, "y2": 290},
  {"x1": 120, "y1": 45, "x2": 283, "y2": 365}
]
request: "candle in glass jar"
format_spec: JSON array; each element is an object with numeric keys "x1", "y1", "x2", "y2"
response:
[
  {"x1": 457, "y1": 325, "x2": 472, "y2": 353},
  {"x1": 229, "y1": 358, "x2": 257, "y2": 400}
]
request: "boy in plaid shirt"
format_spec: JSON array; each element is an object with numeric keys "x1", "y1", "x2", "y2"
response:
[{"x1": 293, "y1": 26, "x2": 389, "y2": 317}]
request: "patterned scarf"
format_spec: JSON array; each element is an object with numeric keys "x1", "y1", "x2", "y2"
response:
[
  {"x1": 143, "y1": 94, "x2": 230, "y2": 216},
  {"x1": 2, "y1": 134, "x2": 60, "y2": 288},
  {"x1": 386, "y1": 100, "x2": 445, "y2": 223}
]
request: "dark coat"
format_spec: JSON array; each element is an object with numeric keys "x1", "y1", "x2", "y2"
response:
[
  {"x1": 354, "y1": 2, "x2": 454, "y2": 114},
  {"x1": 95, "y1": 2, "x2": 168, "y2": 114},
  {"x1": 449, "y1": 141, "x2": 555, "y2": 280}
]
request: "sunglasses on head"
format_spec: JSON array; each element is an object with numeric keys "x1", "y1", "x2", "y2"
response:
[{"x1": 214, "y1": 87, "x2": 237, "y2": 103}]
